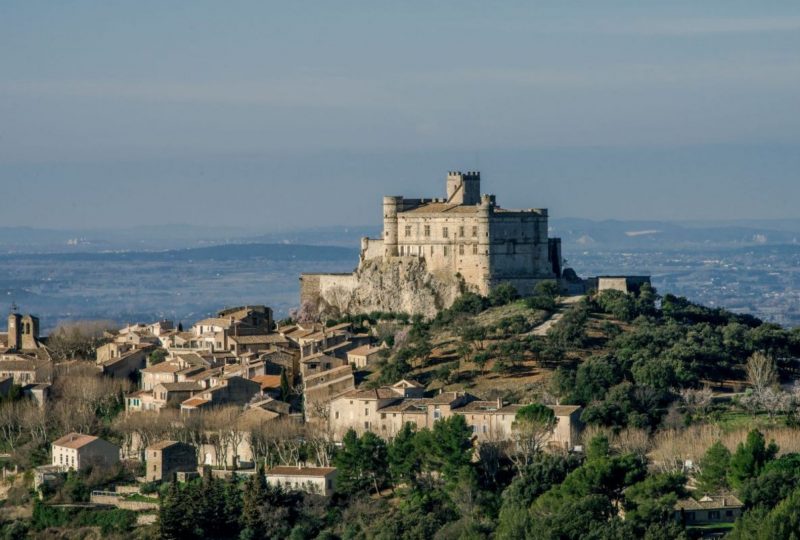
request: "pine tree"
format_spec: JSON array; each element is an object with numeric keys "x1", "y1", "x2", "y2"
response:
[
  {"x1": 389, "y1": 423, "x2": 421, "y2": 488},
  {"x1": 697, "y1": 441, "x2": 731, "y2": 494},
  {"x1": 241, "y1": 466, "x2": 268, "y2": 539},
  {"x1": 728, "y1": 430, "x2": 778, "y2": 489},
  {"x1": 159, "y1": 480, "x2": 191, "y2": 540},
  {"x1": 279, "y1": 367, "x2": 291, "y2": 402}
]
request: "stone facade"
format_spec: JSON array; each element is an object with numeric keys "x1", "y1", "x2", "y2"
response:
[
  {"x1": 301, "y1": 171, "x2": 562, "y2": 317},
  {"x1": 328, "y1": 385, "x2": 582, "y2": 450},
  {"x1": 146, "y1": 440, "x2": 197, "y2": 482}
]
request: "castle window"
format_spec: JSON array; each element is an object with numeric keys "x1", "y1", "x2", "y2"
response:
[
  {"x1": 442, "y1": 227, "x2": 449, "y2": 238},
  {"x1": 424, "y1": 225, "x2": 430, "y2": 237},
  {"x1": 459, "y1": 226, "x2": 465, "y2": 237},
  {"x1": 459, "y1": 244, "x2": 464, "y2": 255},
  {"x1": 404, "y1": 225, "x2": 411, "y2": 237},
  {"x1": 472, "y1": 226, "x2": 478, "y2": 237},
  {"x1": 400, "y1": 246, "x2": 404, "y2": 255},
  {"x1": 472, "y1": 244, "x2": 478, "y2": 255},
  {"x1": 443, "y1": 246, "x2": 449, "y2": 256}
]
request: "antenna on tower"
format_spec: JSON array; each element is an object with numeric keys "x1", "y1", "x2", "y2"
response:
[{"x1": 9, "y1": 302, "x2": 18, "y2": 314}]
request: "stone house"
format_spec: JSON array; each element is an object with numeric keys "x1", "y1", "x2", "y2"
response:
[
  {"x1": 228, "y1": 333, "x2": 289, "y2": 357},
  {"x1": 303, "y1": 365, "x2": 355, "y2": 422},
  {"x1": 180, "y1": 376, "x2": 261, "y2": 413},
  {"x1": 98, "y1": 346, "x2": 152, "y2": 379},
  {"x1": 266, "y1": 466, "x2": 337, "y2": 497},
  {"x1": 300, "y1": 353, "x2": 347, "y2": 378},
  {"x1": 347, "y1": 343, "x2": 388, "y2": 369},
  {"x1": 51, "y1": 433, "x2": 120, "y2": 472},
  {"x1": 328, "y1": 384, "x2": 582, "y2": 449},
  {"x1": 146, "y1": 440, "x2": 197, "y2": 482},
  {"x1": 0, "y1": 357, "x2": 50, "y2": 385}
]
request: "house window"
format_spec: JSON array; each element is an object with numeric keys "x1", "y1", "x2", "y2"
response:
[
  {"x1": 334, "y1": 411, "x2": 339, "y2": 419},
  {"x1": 433, "y1": 406, "x2": 441, "y2": 420},
  {"x1": 459, "y1": 226, "x2": 465, "y2": 237},
  {"x1": 472, "y1": 226, "x2": 478, "y2": 237},
  {"x1": 430, "y1": 246, "x2": 434, "y2": 255},
  {"x1": 443, "y1": 246, "x2": 449, "y2": 256},
  {"x1": 364, "y1": 421, "x2": 370, "y2": 429},
  {"x1": 708, "y1": 511, "x2": 720, "y2": 520},
  {"x1": 381, "y1": 413, "x2": 386, "y2": 419},
  {"x1": 459, "y1": 244, "x2": 464, "y2": 255},
  {"x1": 442, "y1": 227, "x2": 449, "y2": 238},
  {"x1": 364, "y1": 408, "x2": 369, "y2": 416},
  {"x1": 404, "y1": 225, "x2": 412, "y2": 237},
  {"x1": 400, "y1": 246, "x2": 404, "y2": 255},
  {"x1": 472, "y1": 244, "x2": 478, "y2": 255},
  {"x1": 726, "y1": 510, "x2": 733, "y2": 517},
  {"x1": 424, "y1": 225, "x2": 430, "y2": 237}
]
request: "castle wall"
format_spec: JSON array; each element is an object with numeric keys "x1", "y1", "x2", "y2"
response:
[{"x1": 360, "y1": 237, "x2": 384, "y2": 262}]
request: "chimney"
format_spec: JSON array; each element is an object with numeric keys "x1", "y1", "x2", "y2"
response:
[{"x1": 496, "y1": 397, "x2": 502, "y2": 409}]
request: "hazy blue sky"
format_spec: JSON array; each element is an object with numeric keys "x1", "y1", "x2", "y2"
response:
[{"x1": 1, "y1": 1, "x2": 799, "y2": 230}]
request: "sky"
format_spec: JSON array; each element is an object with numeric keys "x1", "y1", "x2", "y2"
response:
[{"x1": 0, "y1": 1, "x2": 799, "y2": 230}]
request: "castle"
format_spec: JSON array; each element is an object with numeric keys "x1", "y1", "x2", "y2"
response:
[
  {"x1": 301, "y1": 171, "x2": 565, "y2": 317},
  {"x1": 361, "y1": 171, "x2": 562, "y2": 295}
]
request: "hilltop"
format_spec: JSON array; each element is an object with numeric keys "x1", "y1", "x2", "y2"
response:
[{"x1": 333, "y1": 282, "x2": 800, "y2": 434}]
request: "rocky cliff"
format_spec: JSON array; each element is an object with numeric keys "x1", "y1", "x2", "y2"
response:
[{"x1": 310, "y1": 257, "x2": 467, "y2": 319}]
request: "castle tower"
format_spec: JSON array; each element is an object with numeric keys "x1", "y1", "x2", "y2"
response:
[
  {"x1": 446, "y1": 171, "x2": 481, "y2": 206},
  {"x1": 383, "y1": 196, "x2": 401, "y2": 257}
]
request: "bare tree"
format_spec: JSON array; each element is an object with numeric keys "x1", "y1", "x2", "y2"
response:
[
  {"x1": 747, "y1": 352, "x2": 778, "y2": 395},
  {"x1": 680, "y1": 386, "x2": 714, "y2": 417},
  {"x1": 46, "y1": 320, "x2": 118, "y2": 361}
]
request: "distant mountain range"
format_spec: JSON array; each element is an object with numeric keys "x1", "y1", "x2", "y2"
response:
[{"x1": 0, "y1": 219, "x2": 798, "y2": 255}]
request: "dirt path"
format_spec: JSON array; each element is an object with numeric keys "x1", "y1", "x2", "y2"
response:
[{"x1": 530, "y1": 295, "x2": 584, "y2": 336}]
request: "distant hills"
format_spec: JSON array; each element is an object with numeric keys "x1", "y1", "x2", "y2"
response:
[
  {"x1": 0, "y1": 219, "x2": 798, "y2": 255},
  {"x1": 0, "y1": 242, "x2": 357, "y2": 262}
]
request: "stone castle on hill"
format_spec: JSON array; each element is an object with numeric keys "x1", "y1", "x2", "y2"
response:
[{"x1": 300, "y1": 171, "x2": 571, "y2": 318}]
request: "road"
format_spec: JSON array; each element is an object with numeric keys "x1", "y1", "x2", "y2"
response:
[{"x1": 530, "y1": 295, "x2": 585, "y2": 336}]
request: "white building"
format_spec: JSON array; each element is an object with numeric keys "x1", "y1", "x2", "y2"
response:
[{"x1": 51, "y1": 433, "x2": 120, "y2": 471}]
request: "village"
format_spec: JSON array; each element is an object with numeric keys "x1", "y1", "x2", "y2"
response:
[{"x1": 0, "y1": 304, "x2": 582, "y2": 502}]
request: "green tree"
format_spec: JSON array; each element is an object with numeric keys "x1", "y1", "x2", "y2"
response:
[
  {"x1": 728, "y1": 430, "x2": 778, "y2": 490},
  {"x1": 534, "y1": 281, "x2": 560, "y2": 299},
  {"x1": 696, "y1": 441, "x2": 731, "y2": 494},
  {"x1": 279, "y1": 368, "x2": 291, "y2": 402},
  {"x1": 334, "y1": 430, "x2": 389, "y2": 496},
  {"x1": 388, "y1": 423, "x2": 422, "y2": 488},
  {"x1": 159, "y1": 480, "x2": 194, "y2": 540},
  {"x1": 428, "y1": 415, "x2": 474, "y2": 483},
  {"x1": 623, "y1": 473, "x2": 687, "y2": 533},
  {"x1": 489, "y1": 283, "x2": 519, "y2": 306},
  {"x1": 510, "y1": 404, "x2": 557, "y2": 471},
  {"x1": 740, "y1": 454, "x2": 800, "y2": 508},
  {"x1": 241, "y1": 466, "x2": 268, "y2": 538}
]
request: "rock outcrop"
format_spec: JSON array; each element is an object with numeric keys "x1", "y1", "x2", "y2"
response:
[{"x1": 310, "y1": 257, "x2": 467, "y2": 319}]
